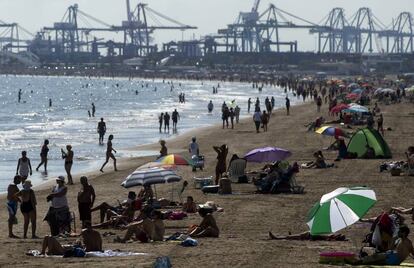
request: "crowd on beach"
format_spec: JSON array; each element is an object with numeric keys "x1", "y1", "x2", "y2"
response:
[{"x1": 4, "y1": 73, "x2": 414, "y2": 265}]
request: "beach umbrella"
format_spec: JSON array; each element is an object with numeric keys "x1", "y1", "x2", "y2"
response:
[
  {"x1": 137, "y1": 162, "x2": 176, "y2": 170},
  {"x1": 121, "y1": 167, "x2": 182, "y2": 188},
  {"x1": 156, "y1": 154, "x2": 193, "y2": 166},
  {"x1": 345, "y1": 93, "x2": 360, "y2": 100},
  {"x1": 343, "y1": 105, "x2": 368, "y2": 114},
  {"x1": 347, "y1": 83, "x2": 359, "y2": 89},
  {"x1": 315, "y1": 126, "x2": 347, "y2": 137},
  {"x1": 244, "y1": 147, "x2": 292, "y2": 163},
  {"x1": 307, "y1": 187, "x2": 377, "y2": 235},
  {"x1": 330, "y1": 103, "x2": 350, "y2": 114},
  {"x1": 351, "y1": 88, "x2": 364, "y2": 94}
]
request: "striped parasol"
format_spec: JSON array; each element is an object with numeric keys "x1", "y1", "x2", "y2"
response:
[{"x1": 121, "y1": 167, "x2": 182, "y2": 188}]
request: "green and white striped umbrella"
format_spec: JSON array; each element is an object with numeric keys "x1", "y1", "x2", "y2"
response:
[{"x1": 307, "y1": 187, "x2": 376, "y2": 235}]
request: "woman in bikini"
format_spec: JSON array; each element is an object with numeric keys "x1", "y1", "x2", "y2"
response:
[
  {"x1": 100, "y1": 135, "x2": 117, "y2": 172},
  {"x1": 61, "y1": 145, "x2": 74, "y2": 185}
]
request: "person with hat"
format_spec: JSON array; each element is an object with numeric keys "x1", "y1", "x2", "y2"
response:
[
  {"x1": 61, "y1": 145, "x2": 74, "y2": 185},
  {"x1": 188, "y1": 207, "x2": 219, "y2": 238},
  {"x1": 77, "y1": 176, "x2": 96, "y2": 229},
  {"x1": 15, "y1": 180, "x2": 38, "y2": 238},
  {"x1": 45, "y1": 176, "x2": 69, "y2": 236}
]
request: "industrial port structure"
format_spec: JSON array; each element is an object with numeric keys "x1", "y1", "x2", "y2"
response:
[{"x1": 0, "y1": 0, "x2": 413, "y2": 68}]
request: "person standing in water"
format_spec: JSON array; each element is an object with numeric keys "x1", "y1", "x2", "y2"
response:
[
  {"x1": 172, "y1": 109, "x2": 180, "y2": 131},
  {"x1": 247, "y1": 98, "x2": 252, "y2": 113},
  {"x1": 16, "y1": 151, "x2": 32, "y2": 183},
  {"x1": 91, "y1": 103, "x2": 96, "y2": 117},
  {"x1": 158, "y1": 113, "x2": 164, "y2": 133},
  {"x1": 164, "y1": 112, "x2": 171, "y2": 133},
  {"x1": 285, "y1": 96, "x2": 291, "y2": 116},
  {"x1": 61, "y1": 145, "x2": 74, "y2": 185},
  {"x1": 97, "y1": 118, "x2": 106, "y2": 145},
  {"x1": 208, "y1": 101, "x2": 214, "y2": 113},
  {"x1": 235, "y1": 105, "x2": 241, "y2": 123},
  {"x1": 49, "y1": 98, "x2": 52, "y2": 108},
  {"x1": 100, "y1": 135, "x2": 117, "y2": 172},
  {"x1": 18, "y1": 89, "x2": 22, "y2": 103},
  {"x1": 36, "y1": 139, "x2": 49, "y2": 173}
]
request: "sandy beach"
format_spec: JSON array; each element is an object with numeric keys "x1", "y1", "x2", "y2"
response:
[{"x1": 0, "y1": 99, "x2": 413, "y2": 267}]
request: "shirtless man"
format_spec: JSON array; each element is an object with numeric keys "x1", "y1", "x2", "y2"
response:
[
  {"x1": 189, "y1": 208, "x2": 219, "y2": 238},
  {"x1": 77, "y1": 176, "x2": 96, "y2": 228},
  {"x1": 7, "y1": 176, "x2": 21, "y2": 238},
  {"x1": 114, "y1": 209, "x2": 165, "y2": 243},
  {"x1": 360, "y1": 225, "x2": 414, "y2": 265},
  {"x1": 40, "y1": 220, "x2": 102, "y2": 255},
  {"x1": 97, "y1": 118, "x2": 106, "y2": 145}
]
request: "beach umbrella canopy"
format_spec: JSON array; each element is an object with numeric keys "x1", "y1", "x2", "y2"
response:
[
  {"x1": 351, "y1": 88, "x2": 364, "y2": 94},
  {"x1": 137, "y1": 162, "x2": 176, "y2": 170},
  {"x1": 343, "y1": 104, "x2": 369, "y2": 114},
  {"x1": 156, "y1": 154, "x2": 193, "y2": 166},
  {"x1": 345, "y1": 93, "x2": 360, "y2": 100},
  {"x1": 244, "y1": 147, "x2": 291, "y2": 163},
  {"x1": 315, "y1": 126, "x2": 347, "y2": 137},
  {"x1": 307, "y1": 187, "x2": 377, "y2": 235},
  {"x1": 330, "y1": 103, "x2": 350, "y2": 114},
  {"x1": 121, "y1": 167, "x2": 182, "y2": 188}
]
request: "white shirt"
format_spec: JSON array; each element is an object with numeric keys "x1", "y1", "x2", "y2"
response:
[{"x1": 51, "y1": 185, "x2": 68, "y2": 208}]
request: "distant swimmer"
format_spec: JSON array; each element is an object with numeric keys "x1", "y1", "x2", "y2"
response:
[
  {"x1": 49, "y1": 98, "x2": 52, "y2": 108},
  {"x1": 18, "y1": 89, "x2": 22, "y2": 103},
  {"x1": 36, "y1": 139, "x2": 49, "y2": 173},
  {"x1": 91, "y1": 103, "x2": 96, "y2": 117},
  {"x1": 97, "y1": 118, "x2": 106, "y2": 145},
  {"x1": 61, "y1": 145, "x2": 74, "y2": 185},
  {"x1": 208, "y1": 100, "x2": 214, "y2": 113},
  {"x1": 135, "y1": 90, "x2": 138, "y2": 95},
  {"x1": 100, "y1": 134, "x2": 117, "y2": 172}
]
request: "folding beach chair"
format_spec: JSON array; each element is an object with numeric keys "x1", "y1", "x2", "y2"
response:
[{"x1": 228, "y1": 159, "x2": 247, "y2": 183}]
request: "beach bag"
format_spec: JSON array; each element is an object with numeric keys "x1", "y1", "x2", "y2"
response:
[
  {"x1": 153, "y1": 256, "x2": 172, "y2": 268},
  {"x1": 168, "y1": 211, "x2": 187, "y2": 221},
  {"x1": 238, "y1": 175, "x2": 248, "y2": 184},
  {"x1": 181, "y1": 238, "x2": 198, "y2": 247}
]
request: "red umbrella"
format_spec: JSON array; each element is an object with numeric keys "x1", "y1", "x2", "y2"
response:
[
  {"x1": 345, "y1": 93, "x2": 360, "y2": 100},
  {"x1": 330, "y1": 103, "x2": 350, "y2": 114}
]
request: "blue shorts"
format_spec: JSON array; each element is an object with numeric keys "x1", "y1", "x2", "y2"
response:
[{"x1": 386, "y1": 251, "x2": 401, "y2": 265}]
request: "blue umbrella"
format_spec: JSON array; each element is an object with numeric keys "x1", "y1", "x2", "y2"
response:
[
  {"x1": 352, "y1": 88, "x2": 364, "y2": 94},
  {"x1": 343, "y1": 106, "x2": 368, "y2": 114}
]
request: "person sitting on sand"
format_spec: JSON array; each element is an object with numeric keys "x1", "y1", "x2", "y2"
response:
[
  {"x1": 303, "y1": 151, "x2": 334, "y2": 169},
  {"x1": 138, "y1": 185, "x2": 154, "y2": 203},
  {"x1": 158, "y1": 140, "x2": 168, "y2": 159},
  {"x1": 268, "y1": 231, "x2": 346, "y2": 241},
  {"x1": 92, "y1": 192, "x2": 141, "y2": 228},
  {"x1": 182, "y1": 196, "x2": 197, "y2": 213},
  {"x1": 40, "y1": 220, "x2": 102, "y2": 255},
  {"x1": 188, "y1": 208, "x2": 219, "y2": 238},
  {"x1": 114, "y1": 208, "x2": 165, "y2": 243},
  {"x1": 359, "y1": 225, "x2": 414, "y2": 266}
]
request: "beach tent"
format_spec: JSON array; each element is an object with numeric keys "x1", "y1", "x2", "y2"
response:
[{"x1": 347, "y1": 128, "x2": 392, "y2": 158}]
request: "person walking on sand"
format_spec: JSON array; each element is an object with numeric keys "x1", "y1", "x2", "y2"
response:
[
  {"x1": 100, "y1": 135, "x2": 117, "y2": 172},
  {"x1": 16, "y1": 151, "x2": 32, "y2": 183},
  {"x1": 61, "y1": 145, "x2": 74, "y2": 185},
  {"x1": 316, "y1": 96, "x2": 322, "y2": 112},
  {"x1": 7, "y1": 176, "x2": 21, "y2": 238},
  {"x1": 77, "y1": 176, "x2": 95, "y2": 229},
  {"x1": 36, "y1": 139, "x2": 49, "y2": 173},
  {"x1": 97, "y1": 118, "x2": 106, "y2": 145},
  {"x1": 158, "y1": 113, "x2": 164, "y2": 133},
  {"x1": 91, "y1": 103, "x2": 96, "y2": 117},
  {"x1": 164, "y1": 112, "x2": 170, "y2": 133},
  {"x1": 16, "y1": 180, "x2": 38, "y2": 239},
  {"x1": 213, "y1": 144, "x2": 228, "y2": 185},
  {"x1": 222, "y1": 106, "x2": 229, "y2": 129},
  {"x1": 253, "y1": 109, "x2": 262, "y2": 133},
  {"x1": 172, "y1": 109, "x2": 180, "y2": 131},
  {"x1": 285, "y1": 96, "x2": 290, "y2": 115},
  {"x1": 261, "y1": 111, "x2": 269, "y2": 132}
]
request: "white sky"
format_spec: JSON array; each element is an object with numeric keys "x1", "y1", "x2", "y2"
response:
[{"x1": 0, "y1": 0, "x2": 412, "y2": 51}]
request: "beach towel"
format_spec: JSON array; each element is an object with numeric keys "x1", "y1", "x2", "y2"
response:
[{"x1": 85, "y1": 250, "x2": 149, "y2": 258}]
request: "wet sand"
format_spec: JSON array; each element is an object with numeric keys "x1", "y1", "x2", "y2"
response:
[{"x1": 0, "y1": 101, "x2": 413, "y2": 267}]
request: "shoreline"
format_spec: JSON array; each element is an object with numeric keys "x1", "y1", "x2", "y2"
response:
[{"x1": 1, "y1": 101, "x2": 306, "y2": 197}]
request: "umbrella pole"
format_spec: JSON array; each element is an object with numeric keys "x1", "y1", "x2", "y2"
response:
[{"x1": 154, "y1": 185, "x2": 158, "y2": 200}]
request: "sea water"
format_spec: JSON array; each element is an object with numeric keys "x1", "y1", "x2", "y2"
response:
[{"x1": 0, "y1": 75, "x2": 298, "y2": 192}]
